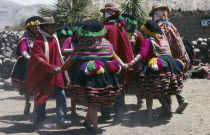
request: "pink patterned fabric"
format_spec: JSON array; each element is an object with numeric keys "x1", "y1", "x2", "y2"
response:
[
  {"x1": 61, "y1": 38, "x2": 72, "y2": 51},
  {"x1": 138, "y1": 38, "x2": 155, "y2": 60}
]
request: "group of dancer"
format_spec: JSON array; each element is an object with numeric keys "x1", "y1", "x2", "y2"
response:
[{"x1": 11, "y1": 2, "x2": 191, "y2": 134}]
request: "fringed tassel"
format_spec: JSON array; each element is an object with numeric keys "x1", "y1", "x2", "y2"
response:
[{"x1": 148, "y1": 58, "x2": 168, "y2": 71}]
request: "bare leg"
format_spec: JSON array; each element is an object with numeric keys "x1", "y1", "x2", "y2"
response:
[
  {"x1": 158, "y1": 96, "x2": 173, "y2": 118},
  {"x1": 134, "y1": 90, "x2": 143, "y2": 109},
  {"x1": 158, "y1": 96, "x2": 171, "y2": 113},
  {"x1": 145, "y1": 94, "x2": 153, "y2": 122},
  {"x1": 83, "y1": 109, "x2": 92, "y2": 130},
  {"x1": 88, "y1": 105, "x2": 98, "y2": 129}
]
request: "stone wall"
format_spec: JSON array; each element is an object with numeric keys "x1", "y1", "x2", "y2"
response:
[
  {"x1": 0, "y1": 31, "x2": 22, "y2": 89},
  {"x1": 169, "y1": 10, "x2": 210, "y2": 42}
]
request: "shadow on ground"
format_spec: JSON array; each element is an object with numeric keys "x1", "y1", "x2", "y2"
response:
[{"x1": 0, "y1": 103, "x2": 170, "y2": 134}]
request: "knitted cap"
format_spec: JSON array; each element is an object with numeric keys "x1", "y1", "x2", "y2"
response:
[
  {"x1": 76, "y1": 20, "x2": 106, "y2": 37},
  {"x1": 121, "y1": 14, "x2": 138, "y2": 28},
  {"x1": 143, "y1": 20, "x2": 162, "y2": 35},
  {"x1": 55, "y1": 27, "x2": 72, "y2": 38}
]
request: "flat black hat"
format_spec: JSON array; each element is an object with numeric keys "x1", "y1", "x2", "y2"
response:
[
  {"x1": 76, "y1": 20, "x2": 107, "y2": 37},
  {"x1": 144, "y1": 20, "x2": 163, "y2": 35}
]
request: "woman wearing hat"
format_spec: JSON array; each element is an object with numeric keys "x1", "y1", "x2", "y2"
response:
[
  {"x1": 11, "y1": 16, "x2": 43, "y2": 115},
  {"x1": 128, "y1": 20, "x2": 184, "y2": 122},
  {"x1": 150, "y1": 3, "x2": 190, "y2": 113},
  {"x1": 61, "y1": 20, "x2": 126, "y2": 133}
]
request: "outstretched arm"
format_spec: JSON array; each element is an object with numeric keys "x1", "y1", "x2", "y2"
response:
[
  {"x1": 130, "y1": 38, "x2": 152, "y2": 65},
  {"x1": 112, "y1": 52, "x2": 129, "y2": 69}
]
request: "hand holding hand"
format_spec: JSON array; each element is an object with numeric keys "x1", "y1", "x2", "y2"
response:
[
  {"x1": 128, "y1": 63, "x2": 134, "y2": 70},
  {"x1": 50, "y1": 67, "x2": 61, "y2": 74},
  {"x1": 123, "y1": 63, "x2": 129, "y2": 70}
]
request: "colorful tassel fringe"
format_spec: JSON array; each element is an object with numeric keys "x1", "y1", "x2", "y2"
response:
[
  {"x1": 148, "y1": 58, "x2": 167, "y2": 71},
  {"x1": 81, "y1": 60, "x2": 121, "y2": 75},
  {"x1": 81, "y1": 60, "x2": 105, "y2": 75}
]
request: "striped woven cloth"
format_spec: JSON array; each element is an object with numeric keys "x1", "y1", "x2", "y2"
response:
[
  {"x1": 70, "y1": 37, "x2": 113, "y2": 60},
  {"x1": 150, "y1": 35, "x2": 172, "y2": 56}
]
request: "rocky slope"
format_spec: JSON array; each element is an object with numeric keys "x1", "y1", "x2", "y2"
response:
[{"x1": 0, "y1": 0, "x2": 47, "y2": 29}]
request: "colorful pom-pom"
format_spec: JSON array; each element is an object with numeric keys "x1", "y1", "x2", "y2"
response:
[
  {"x1": 108, "y1": 62, "x2": 118, "y2": 72},
  {"x1": 151, "y1": 63, "x2": 159, "y2": 71},
  {"x1": 120, "y1": 20, "x2": 126, "y2": 26},
  {"x1": 96, "y1": 66, "x2": 105, "y2": 74},
  {"x1": 148, "y1": 58, "x2": 158, "y2": 68},
  {"x1": 157, "y1": 58, "x2": 164, "y2": 68},
  {"x1": 80, "y1": 62, "x2": 88, "y2": 73},
  {"x1": 95, "y1": 60, "x2": 104, "y2": 67},
  {"x1": 175, "y1": 59, "x2": 185, "y2": 70},
  {"x1": 148, "y1": 58, "x2": 168, "y2": 71},
  {"x1": 85, "y1": 67, "x2": 91, "y2": 75},
  {"x1": 113, "y1": 60, "x2": 122, "y2": 73},
  {"x1": 87, "y1": 61, "x2": 96, "y2": 72}
]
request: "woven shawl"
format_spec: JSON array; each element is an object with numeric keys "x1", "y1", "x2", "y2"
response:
[{"x1": 70, "y1": 37, "x2": 113, "y2": 60}]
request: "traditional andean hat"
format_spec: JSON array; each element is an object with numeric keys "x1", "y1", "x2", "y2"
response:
[
  {"x1": 100, "y1": 2, "x2": 120, "y2": 12},
  {"x1": 39, "y1": 16, "x2": 58, "y2": 25},
  {"x1": 75, "y1": 20, "x2": 106, "y2": 37},
  {"x1": 142, "y1": 20, "x2": 163, "y2": 35},
  {"x1": 55, "y1": 27, "x2": 72, "y2": 38},
  {"x1": 25, "y1": 16, "x2": 44, "y2": 30},
  {"x1": 149, "y1": 3, "x2": 170, "y2": 17}
]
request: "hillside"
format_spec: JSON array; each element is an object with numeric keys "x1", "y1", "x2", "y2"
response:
[{"x1": 0, "y1": 0, "x2": 49, "y2": 29}]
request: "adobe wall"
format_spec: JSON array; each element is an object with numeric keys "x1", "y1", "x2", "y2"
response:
[{"x1": 169, "y1": 10, "x2": 210, "y2": 42}]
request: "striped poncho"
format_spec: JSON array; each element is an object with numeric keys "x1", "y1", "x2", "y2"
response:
[{"x1": 70, "y1": 37, "x2": 113, "y2": 60}]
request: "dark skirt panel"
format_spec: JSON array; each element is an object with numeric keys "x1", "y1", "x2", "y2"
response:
[{"x1": 68, "y1": 60, "x2": 123, "y2": 107}]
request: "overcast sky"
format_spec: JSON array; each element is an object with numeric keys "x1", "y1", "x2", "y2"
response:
[{"x1": 5, "y1": 0, "x2": 57, "y2": 5}]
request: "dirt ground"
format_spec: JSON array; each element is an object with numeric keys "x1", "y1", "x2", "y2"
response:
[{"x1": 0, "y1": 79, "x2": 210, "y2": 135}]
